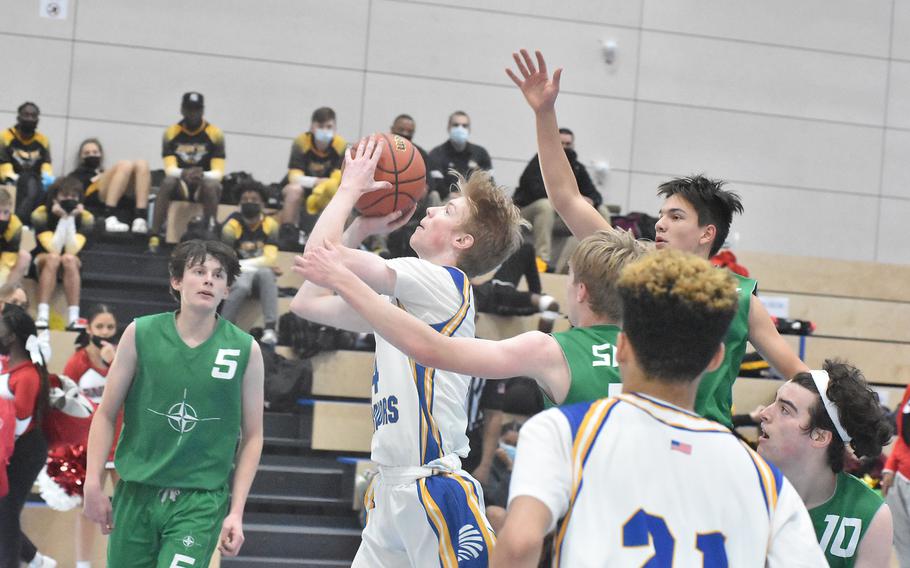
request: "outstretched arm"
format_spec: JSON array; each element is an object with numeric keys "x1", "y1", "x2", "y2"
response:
[
  {"x1": 506, "y1": 49, "x2": 610, "y2": 239},
  {"x1": 219, "y1": 339, "x2": 265, "y2": 557},
  {"x1": 748, "y1": 299, "x2": 809, "y2": 380},
  {"x1": 298, "y1": 242, "x2": 569, "y2": 397}
]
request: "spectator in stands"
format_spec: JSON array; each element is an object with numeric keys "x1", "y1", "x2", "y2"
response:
[
  {"x1": 473, "y1": 231, "x2": 559, "y2": 333},
  {"x1": 0, "y1": 189, "x2": 31, "y2": 288},
  {"x1": 884, "y1": 382, "x2": 910, "y2": 567},
  {"x1": 220, "y1": 181, "x2": 280, "y2": 345},
  {"x1": 757, "y1": 361, "x2": 893, "y2": 567},
  {"x1": 427, "y1": 111, "x2": 492, "y2": 200},
  {"x1": 0, "y1": 102, "x2": 55, "y2": 222},
  {"x1": 279, "y1": 106, "x2": 347, "y2": 230},
  {"x1": 0, "y1": 305, "x2": 54, "y2": 568},
  {"x1": 149, "y1": 92, "x2": 225, "y2": 253},
  {"x1": 31, "y1": 176, "x2": 94, "y2": 330},
  {"x1": 70, "y1": 138, "x2": 149, "y2": 234},
  {"x1": 64, "y1": 304, "x2": 119, "y2": 568},
  {"x1": 514, "y1": 127, "x2": 608, "y2": 272}
]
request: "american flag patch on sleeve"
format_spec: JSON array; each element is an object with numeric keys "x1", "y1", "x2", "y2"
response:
[{"x1": 671, "y1": 440, "x2": 692, "y2": 455}]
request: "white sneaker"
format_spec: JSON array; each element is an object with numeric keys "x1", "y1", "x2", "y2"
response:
[
  {"x1": 131, "y1": 217, "x2": 148, "y2": 234},
  {"x1": 28, "y1": 552, "x2": 58, "y2": 567},
  {"x1": 260, "y1": 328, "x2": 277, "y2": 345},
  {"x1": 35, "y1": 315, "x2": 48, "y2": 329},
  {"x1": 105, "y1": 215, "x2": 129, "y2": 233}
]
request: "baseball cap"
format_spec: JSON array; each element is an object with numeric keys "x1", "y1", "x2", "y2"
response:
[{"x1": 181, "y1": 92, "x2": 205, "y2": 108}]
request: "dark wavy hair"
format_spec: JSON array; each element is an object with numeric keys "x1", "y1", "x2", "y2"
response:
[
  {"x1": 791, "y1": 360, "x2": 893, "y2": 473},
  {"x1": 657, "y1": 175, "x2": 743, "y2": 256},
  {"x1": 0, "y1": 304, "x2": 49, "y2": 427},
  {"x1": 168, "y1": 240, "x2": 240, "y2": 302}
]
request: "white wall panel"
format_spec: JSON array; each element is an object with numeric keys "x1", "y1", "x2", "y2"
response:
[
  {"x1": 891, "y1": 0, "x2": 910, "y2": 61},
  {"x1": 67, "y1": 42, "x2": 364, "y2": 140},
  {"x1": 638, "y1": 32, "x2": 887, "y2": 125},
  {"x1": 403, "y1": 0, "x2": 643, "y2": 27},
  {"x1": 643, "y1": 0, "x2": 892, "y2": 58},
  {"x1": 876, "y1": 197, "x2": 910, "y2": 263},
  {"x1": 0, "y1": 34, "x2": 72, "y2": 116},
  {"x1": 0, "y1": 3, "x2": 73, "y2": 39},
  {"x1": 360, "y1": 74, "x2": 634, "y2": 175},
  {"x1": 368, "y1": 1, "x2": 639, "y2": 98},
  {"x1": 74, "y1": 0, "x2": 369, "y2": 70},
  {"x1": 886, "y1": 61, "x2": 910, "y2": 129},
  {"x1": 632, "y1": 103, "x2": 882, "y2": 195},
  {"x1": 881, "y1": 129, "x2": 910, "y2": 200}
]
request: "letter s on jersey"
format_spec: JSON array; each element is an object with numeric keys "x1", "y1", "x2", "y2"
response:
[{"x1": 372, "y1": 395, "x2": 399, "y2": 429}]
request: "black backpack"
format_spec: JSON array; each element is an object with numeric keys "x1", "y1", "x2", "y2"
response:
[
  {"x1": 261, "y1": 344, "x2": 312, "y2": 412},
  {"x1": 278, "y1": 313, "x2": 360, "y2": 358}
]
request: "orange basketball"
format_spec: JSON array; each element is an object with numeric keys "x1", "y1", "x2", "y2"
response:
[{"x1": 355, "y1": 133, "x2": 427, "y2": 217}]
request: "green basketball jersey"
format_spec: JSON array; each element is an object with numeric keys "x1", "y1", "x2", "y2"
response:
[
  {"x1": 809, "y1": 472, "x2": 884, "y2": 568},
  {"x1": 115, "y1": 312, "x2": 252, "y2": 490},
  {"x1": 546, "y1": 324, "x2": 622, "y2": 407},
  {"x1": 694, "y1": 272, "x2": 756, "y2": 428}
]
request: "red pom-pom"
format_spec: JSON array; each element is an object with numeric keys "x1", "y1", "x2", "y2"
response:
[{"x1": 45, "y1": 444, "x2": 87, "y2": 497}]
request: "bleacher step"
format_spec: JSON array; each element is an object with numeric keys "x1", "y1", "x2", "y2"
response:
[{"x1": 235, "y1": 513, "x2": 361, "y2": 561}]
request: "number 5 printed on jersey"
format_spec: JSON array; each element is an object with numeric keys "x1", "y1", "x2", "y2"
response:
[
  {"x1": 623, "y1": 508, "x2": 728, "y2": 567},
  {"x1": 212, "y1": 348, "x2": 241, "y2": 380}
]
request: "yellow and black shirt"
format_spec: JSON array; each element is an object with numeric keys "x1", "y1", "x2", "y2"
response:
[
  {"x1": 69, "y1": 165, "x2": 103, "y2": 207},
  {"x1": 0, "y1": 127, "x2": 52, "y2": 182},
  {"x1": 0, "y1": 214, "x2": 23, "y2": 254},
  {"x1": 287, "y1": 132, "x2": 347, "y2": 182},
  {"x1": 162, "y1": 120, "x2": 225, "y2": 173},
  {"x1": 31, "y1": 205, "x2": 94, "y2": 254},
  {"x1": 221, "y1": 212, "x2": 279, "y2": 262}
]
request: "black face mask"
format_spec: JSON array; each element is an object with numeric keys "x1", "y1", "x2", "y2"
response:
[
  {"x1": 59, "y1": 199, "x2": 79, "y2": 213},
  {"x1": 17, "y1": 121, "x2": 37, "y2": 136},
  {"x1": 240, "y1": 202, "x2": 262, "y2": 219},
  {"x1": 82, "y1": 156, "x2": 102, "y2": 169},
  {"x1": 91, "y1": 336, "x2": 107, "y2": 348},
  {"x1": 0, "y1": 220, "x2": 9, "y2": 234},
  {"x1": 564, "y1": 148, "x2": 578, "y2": 162}
]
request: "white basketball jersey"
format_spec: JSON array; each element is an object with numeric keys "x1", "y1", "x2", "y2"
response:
[
  {"x1": 509, "y1": 393, "x2": 826, "y2": 567},
  {"x1": 370, "y1": 258, "x2": 474, "y2": 468}
]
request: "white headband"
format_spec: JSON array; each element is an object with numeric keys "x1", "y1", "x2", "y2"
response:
[{"x1": 810, "y1": 370, "x2": 851, "y2": 443}]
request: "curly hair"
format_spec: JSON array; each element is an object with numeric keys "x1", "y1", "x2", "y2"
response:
[
  {"x1": 0, "y1": 304, "x2": 49, "y2": 427},
  {"x1": 657, "y1": 175, "x2": 743, "y2": 256},
  {"x1": 617, "y1": 249, "x2": 738, "y2": 383},
  {"x1": 453, "y1": 170, "x2": 525, "y2": 277},
  {"x1": 791, "y1": 360, "x2": 893, "y2": 473}
]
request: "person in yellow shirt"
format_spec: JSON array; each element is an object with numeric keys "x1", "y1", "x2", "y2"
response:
[
  {"x1": 0, "y1": 102, "x2": 54, "y2": 221},
  {"x1": 278, "y1": 107, "x2": 346, "y2": 231},
  {"x1": 31, "y1": 176, "x2": 95, "y2": 330},
  {"x1": 150, "y1": 92, "x2": 225, "y2": 253},
  {"x1": 0, "y1": 189, "x2": 30, "y2": 288},
  {"x1": 220, "y1": 181, "x2": 280, "y2": 344}
]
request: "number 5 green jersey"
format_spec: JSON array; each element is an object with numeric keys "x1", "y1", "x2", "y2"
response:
[{"x1": 114, "y1": 312, "x2": 252, "y2": 490}]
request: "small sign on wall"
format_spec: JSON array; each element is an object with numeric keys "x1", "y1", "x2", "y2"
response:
[
  {"x1": 759, "y1": 295, "x2": 790, "y2": 319},
  {"x1": 39, "y1": 0, "x2": 68, "y2": 19}
]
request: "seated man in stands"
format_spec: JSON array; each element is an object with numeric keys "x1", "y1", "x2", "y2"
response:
[
  {"x1": 513, "y1": 127, "x2": 608, "y2": 272},
  {"x1": 0, "y1": 188, "x2": 31, "y2": 288},
  {"x1": 69, "y1": 137, "x2": 150, "y2": 234},
  {"x1": 220, "y1": 181, "x2": 280, "y2": 345},
  {"x1": 149, "y1": 92, "x2": 225, "y2": 253},
  {"x1": 0, "y1": 102, "x2": 55, "y2": 221},
  {"x1": 31, "y1": 176, "x2": 94, "y2": 330},
  {"x1": 278, "y1": 106, "x2": 347, "y2": 232}
]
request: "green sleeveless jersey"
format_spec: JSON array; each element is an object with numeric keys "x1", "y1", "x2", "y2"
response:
[
  {"x1": 546, "y1": 324, "x2": 622, "y2": 407},
  {"x1": 809, "y1": 472, "x2": 884, "y2": 568},
  {"x1": 115, "y1": 312, "x2": 252, "y2": 490},
  {"x1": 694, "y1": 273, "x2": 756, "y2": 428}
]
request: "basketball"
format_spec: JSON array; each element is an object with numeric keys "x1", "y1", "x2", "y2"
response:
[{"x1": 355, "y1": 133, "x2": 427, "y2": 217}]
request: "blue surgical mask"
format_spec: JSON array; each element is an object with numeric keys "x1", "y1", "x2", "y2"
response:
[
  {"x1": 449, "y1": 125, "x2": 469, "y2": 146},
  {"x1": 314, "y1": 128, "x2": 334, "y2": 145},
  {"x1": 499, "y1": 442, "x2": 516, "y2": 462}
]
